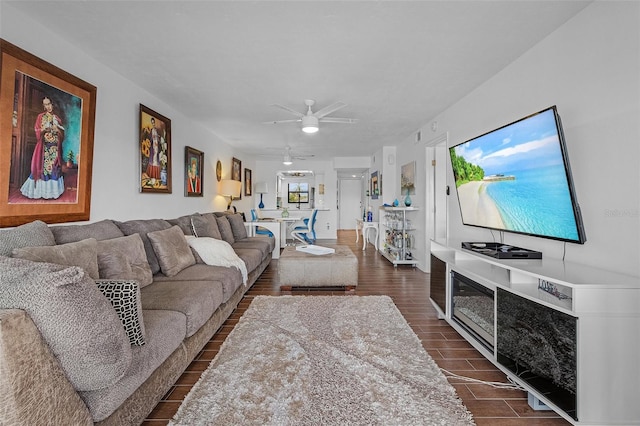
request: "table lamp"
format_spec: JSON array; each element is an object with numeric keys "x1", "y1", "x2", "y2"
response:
[
  {"x1": 255, "y1": 182, "x2": 268, "y2": 209},
  {"x1": 220, "y1": 179, "x2": 242, "y2": 211}
]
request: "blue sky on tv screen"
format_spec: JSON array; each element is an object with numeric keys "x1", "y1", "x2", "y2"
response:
[{"x1": 454, "y1": 109, "x2": 564, "y2": 175}]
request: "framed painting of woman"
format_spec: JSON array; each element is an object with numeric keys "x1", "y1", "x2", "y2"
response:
[
  {"x1": 0, "y1": 39, "x2": 97, "y2": 227},
  {"x1": 185, "y1": 146, "x2": 203, "y2": 197}
]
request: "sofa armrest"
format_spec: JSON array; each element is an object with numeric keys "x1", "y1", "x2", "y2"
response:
[{"x1": 0, "y1": 309, "x2": 92, "y2": 425}]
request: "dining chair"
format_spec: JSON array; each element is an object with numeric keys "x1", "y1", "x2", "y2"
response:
[{"x1": 291, "y1": 209, "x2": 318, "y2": 244}]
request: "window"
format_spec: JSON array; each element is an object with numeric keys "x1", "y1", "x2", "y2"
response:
[{"x1": 288, "y1": 182, "x2": 309, "y2": 203}]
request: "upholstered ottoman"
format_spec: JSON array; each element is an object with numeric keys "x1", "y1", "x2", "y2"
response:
[{"x1": 278, "y1": 245, "x2": 358, "y2": 291}]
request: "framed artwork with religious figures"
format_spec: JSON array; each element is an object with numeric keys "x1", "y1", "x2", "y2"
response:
[
  {"x1": 0, "y1": 39, "x2": 97, "y2": 227},
  {"x1": 185, "y1": 146, "x2": 203, "y2": 197},
  {"x1": 139, "y1": 104, "x2": 171, "y2": 193}
]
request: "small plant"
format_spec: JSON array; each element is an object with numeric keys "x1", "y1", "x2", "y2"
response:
[{"x1": 66, "y1": 150, "x2": 75, "y2": 167}]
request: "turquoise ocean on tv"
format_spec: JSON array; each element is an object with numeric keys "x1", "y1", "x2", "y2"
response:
[{"x1": 485, "y1": 164, "x2": 579, "y2": 241}]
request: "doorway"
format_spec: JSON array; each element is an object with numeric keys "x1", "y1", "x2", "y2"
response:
[
  {"x1": 338, "y1": 178, "x2": 362, "y2": 230},
  {"x1": 425, "y1": 133, "x2": 449, "y2": 271}
]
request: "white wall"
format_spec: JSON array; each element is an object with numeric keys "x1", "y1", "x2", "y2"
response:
[
  {"x1": 1, "y1": 3, "x2": 258, "y2": 222},
  {"x1": 397, "y1": 1, "x2": 639, "y2": 277}
]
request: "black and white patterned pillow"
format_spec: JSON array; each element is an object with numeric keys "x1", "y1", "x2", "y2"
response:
[{"x1": 95, "y1": 280, "x2": 146, "y2": 346}]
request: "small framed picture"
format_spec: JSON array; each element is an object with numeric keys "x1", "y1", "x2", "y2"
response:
[
  {"x1": 185, "y1": 146, "x2": 203, "y2": 197},
  {"x1": 244, "y1": 168, "x2": 252, "y2": 196},
  {"x1": 231, "y1": 157, "x2": 241, "y2": 181},
  {"x1": 139, "y1": 104, "x2": 171, "y2": 193}
]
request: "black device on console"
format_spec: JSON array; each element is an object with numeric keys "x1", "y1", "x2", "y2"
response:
[{"x1": 462, "y1": 242, "x2": 542, "y2": 259}]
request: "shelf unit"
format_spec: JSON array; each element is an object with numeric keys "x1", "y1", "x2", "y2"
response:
[
  {"x1": 430, "y1": 239, "x2": 640, "y2": 425},
  {"x1": 378, "y1": 207, "x2": 418, "y2": 267}
]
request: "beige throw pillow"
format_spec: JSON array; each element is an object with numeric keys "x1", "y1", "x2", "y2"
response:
[
  {"x1": 12, "y1": 238, "x2": 100, "y2": 280},
  {"x1": 97, "y1": 234, "x2": 153, "y2": 287},
  {"x1": 0, "y1": 220, "x2": 56, "y2": 256},
  {"x1": 147, "y1": 225, "x2": 196, "y2": 277}
]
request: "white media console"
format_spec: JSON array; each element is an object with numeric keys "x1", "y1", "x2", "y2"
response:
[{"x1": 430, "y1": 239, "x2": 640, "y2": 425}]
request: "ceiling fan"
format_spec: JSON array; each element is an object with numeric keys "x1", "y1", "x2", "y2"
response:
[
  {"x1": 259, "y1": 145, "x2": 314, "y2": 165},
  {"x1": 264, "y1": 99, "x2": 357, "y2": 133},
  {"x1": 282, "y1": 145, "x2": 313, "y2": 165}
]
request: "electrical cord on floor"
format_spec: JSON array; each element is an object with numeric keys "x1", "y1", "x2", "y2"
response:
[{"x1": 440, "y1": 368, "x2": 526, "y2": 390}]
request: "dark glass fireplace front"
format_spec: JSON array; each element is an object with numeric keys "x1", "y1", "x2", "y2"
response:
[
  {"x1": 451, "y1": 271, "x2": 495, "y2": 351},
  {"x1": 496, "y1": 288, "x2": 578, "y2": 420}
]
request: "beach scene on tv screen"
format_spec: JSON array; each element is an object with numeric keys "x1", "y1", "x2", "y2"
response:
[{"x1": 450, "y1": 109, "x2": 580, "y2": 241}]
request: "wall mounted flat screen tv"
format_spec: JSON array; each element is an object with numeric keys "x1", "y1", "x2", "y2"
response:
[{"x1": 449, "y1": 106, "x2": 586, "y2": 244}]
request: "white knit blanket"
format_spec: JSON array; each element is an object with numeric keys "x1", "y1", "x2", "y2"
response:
[{"x1": 185, "y1": 236, "x2": 248, "y2": 285}]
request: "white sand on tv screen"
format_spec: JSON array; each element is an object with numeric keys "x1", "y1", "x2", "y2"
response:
[{"x1": 457, "y1": 181, "x2": 506, "y2": 229}]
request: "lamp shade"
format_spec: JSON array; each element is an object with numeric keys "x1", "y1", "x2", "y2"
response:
[
  {"x1": 220, "y1": 179, "x2": 241, "y2": 198},
  {"x1": 255, "y1": 182, "x2": 268, "y2": 194},
  {"x1": 301, "y1": 115, "x2": 319, "y2": 134}
]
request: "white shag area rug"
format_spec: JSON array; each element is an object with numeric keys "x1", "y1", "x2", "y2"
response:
[{"x1": 170, "y1": 295, "x2": 475, "y2": 426}]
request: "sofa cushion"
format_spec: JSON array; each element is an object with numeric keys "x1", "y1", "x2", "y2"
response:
[
  {"x1": 78, "y1": 309, "x2": 187, "y2": 422},
  {"x1": 147, "y1": 225, "x2": 196, "y2": 277},
  {"x1": 115, "y1": 219, "x2": 172, "y2": 275},
  {"x1": 0, "y1": 256, "x2": 131, "y2": 392},
  {"x1": 166, "y1": 213, "x2": 198, "y2": 236},
  {"x1": 50, "y1": 219, "x2": 125, "y2": 244},
  {"x1": 191, "y1": 213, "x2": 222, "y2": 240},
  {"x1": 227, "y1": 213, "x2": 248, "y2": 240},
  {"x1": 140, "y1": 279, "x2": 224, "y2": 337},
  {"x1": 96, "y1": 280, "x2": 146, "y2": 346},
  {"x1": 12, "y1": 238, "x2": 100, "y2": 280},
  {"x1": 97, "y1": 234, "x2": 153, "y2": 288},
  {"x1": 233, "y1": 248, "x2": 264, "y2": 275},
  {"x1": 232, "y1": 237, "x2": 274, "y2": 262},
  {"x1": 216, "y1": 216, "x2": 235, "y2": 245},
  {"x1": 152, "y1": 263, "x2": 242, "y2": 303},
  {"x1": 0, "y1": 220, "x2": 55, "y2": 256}
]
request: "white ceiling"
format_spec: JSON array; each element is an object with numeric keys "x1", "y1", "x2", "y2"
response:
[{"x1": 8, "y1": 1, "x2": 590, "y2": 164}]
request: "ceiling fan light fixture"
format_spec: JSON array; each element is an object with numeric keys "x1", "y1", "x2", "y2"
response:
[
  {"x1": 283, "y1": 154, "x2": 293, "y2": 165},
  {"x1": 301, "y1": 115, "x2": 319, "y2": 134}
]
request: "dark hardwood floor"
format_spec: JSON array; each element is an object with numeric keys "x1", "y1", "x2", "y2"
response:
[{"x1": 143, "y1": 230, "x2": 569, "y2": 425}]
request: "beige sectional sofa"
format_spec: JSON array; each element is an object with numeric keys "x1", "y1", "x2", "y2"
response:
[{"x1": 0, "y1": 212, "x2": 274, "y2": 425}]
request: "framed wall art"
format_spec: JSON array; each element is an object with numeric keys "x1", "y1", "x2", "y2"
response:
[
  {"x1": 185, "y1": 146, "x2": 203, "y2": 197},
  {"x1": 231, "y1": 157, "x2": 241, "y2": 199},
  {"x1": 216, "y1": 159, "x2": 222, "y2": 182},
  {"x1": 244, "y1": 168, "x2": 252, "y2": 196},
  {"x1": 401, "y1": 161, "x2": 416, "y2": 195},
  {"x1": 139, "y1": 104, "x2": 171, "y2": 193},
  {"x1": 231, "y1": 157, "x2": 241, "y2": 182},
  {"x1": 0, "y1": 39, "x2": 97, "y2": 227},
  {"x1": 371, "y1": 171, "x2": 379, "y2": 200}
]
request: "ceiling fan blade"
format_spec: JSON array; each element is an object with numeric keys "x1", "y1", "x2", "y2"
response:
[
  {"x1": 313, "y1": 102, "x2": 347, "y2": 118},
  {"x1": 319, "y1": 117, "x2": 358, "y2": 124},
  {"x1": 262, "y1": 119, "x2": 301, "y2": 124},
  {"x1": 270, "y1": 104, "x2": 305, "y2": 118}
]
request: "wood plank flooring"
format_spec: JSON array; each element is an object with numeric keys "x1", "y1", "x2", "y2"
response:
[{"x1": 143, "y1": 230, "x2": 570, "y2": 425}]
